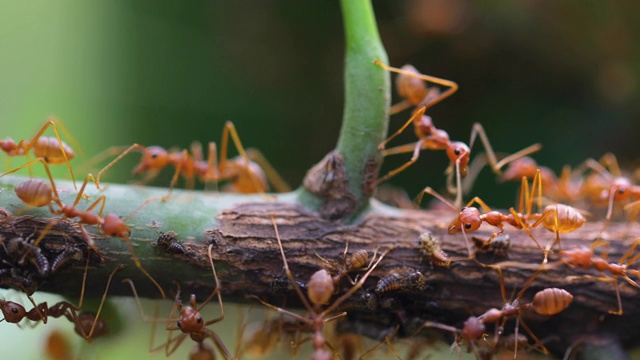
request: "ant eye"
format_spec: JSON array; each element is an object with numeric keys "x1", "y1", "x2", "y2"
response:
[
  {"x1": 11, "y1": 306, "x2": 19, "y2": 314},
  {"x1": 461, "y1": 207, "x2": 467, "y2": 210},
  {"x1": 618, "y1": 188, "x2": 625, "y2": 194},
  {"x1": 454, "y1": 148, "x2": 461, "y2": 155},
  {"x1": 465, "y1": 223, "x2": 472, "y2": 229},
  {"x1": 196, "y1": 316, "x2": 202, "y2": 323},
  {"x1": 151, "y1": 153, "x2": 158, "y2": 158},
  {"x1": 177, "y1": 320, "x2": 182, "y2": 328}
]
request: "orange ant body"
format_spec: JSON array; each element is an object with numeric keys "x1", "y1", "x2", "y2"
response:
[
  {"x1": 420, "y1": 169, "x2": 585, "y2": 256},
  {"x1": 0, "y1": 263, "x2": 123, "y2": 341},
  {"x1": 5, "y1": 159, "x2": 166, "y2": 298},
  {"x1": 251, "y1": 217, "x2": 391, "y2": 360},
  {"x1": 0, "y1": 117, "x2": 77, "y2": 189},
  {"x1": 561, "y1": 241, "x2": 640, "y2": 315},
  {"x1": 418, "y1": 186, "x2": 545, "y2": 257},
  {"x1": 373, "y1": 60, "x2": 541, "y2": 207},
  {"x1": 93, "y1": 121, "x2": 289, "y2": 196},
  {"x1": 422, "y1": 262, "x2": 572, "y2": 358}
]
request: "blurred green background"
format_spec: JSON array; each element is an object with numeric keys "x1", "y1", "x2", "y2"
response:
[{"x1": 2, "y1": 0, "x2": 640, "y2": 359}]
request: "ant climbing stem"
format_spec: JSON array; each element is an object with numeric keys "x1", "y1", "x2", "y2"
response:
[
  {"x1": 0, "y1": 116, "x2": 78, "y2": 189},
  {"x1": 373, "y1": 59, "x2": 459, "y2": 115},
  {"x1": 92, "y1": 121, "x2": 288, "y2": 199},
  {"x1": 250, "y1": 216, "x2": 392, "y2": 360},
  {"x1": 373, "y1": 59, "x2": 541, "y2": 208}
]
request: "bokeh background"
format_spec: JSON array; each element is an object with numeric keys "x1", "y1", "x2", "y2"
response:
[{"x1": 2, "y1": 1, "x2": 640, "y2": 359}]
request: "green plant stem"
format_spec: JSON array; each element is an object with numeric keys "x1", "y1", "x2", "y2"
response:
[{"x1": 298, "y1": 0, "x2": 389, "y2": 217}]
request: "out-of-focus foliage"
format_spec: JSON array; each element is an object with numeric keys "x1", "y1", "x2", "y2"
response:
[{"x1": 2, "y1": 1, "x2": 640, "y2": 359}]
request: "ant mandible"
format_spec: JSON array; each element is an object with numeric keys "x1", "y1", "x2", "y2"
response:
[{"x1": 373, "y1": 60, "x2": 542, "y2": 208}]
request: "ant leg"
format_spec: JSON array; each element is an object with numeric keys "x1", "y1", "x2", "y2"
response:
[
  {"x1": 374, "y1": 139, "x2": 426, "y2": 187},
  {"x1": 469, "y1": 123, "x2": 542, "y2": 175},
  {"x1": 246, "y1": 148, "x2": 291, "y2": 192},
  {"x1": 598, "y1": 153, "x2": 622, "y2": 177},
  {"x1": 82, "y1": 264, "x2": 125, "y2": 340},
  {"x1": 203, "y1": 245, "x2": 225, "y2": 325},
  {"x1": 95, "y1": 143, "x2": 146, "y2": 190},
  {"x1": 623, "y1": 200, "x2": 640, "y2": 237},
  {"x1": 415, "y1": 186, "x2": 459, "y2": 211},
  {"x1": 121, "y1": 234, "x2": 166, "y2": 299},
  {"x1": 378, "y1": 106, "x2": 426, "y2": 151},
  {"x1": 598, "y1": 187, "x2": 617, "y2": 238},
  {"x1": 17, "y1": 119, "x2": 78, "y2": 190},
  {"x1": 517, "y1": 317, "x2": 549, "y2": 355},
  {"x1": 321, "y1": 247, "x2": 391, "y2": 316},
  {"x1": 269, "y1": 215, "x2": 314, "y2": 312},
  {"x1": 201, "y1": 141, "x2": 220, "y2": 192},
  {"x1": 389, "y1": 99, "x2": 412, "y2": 115},
  {"x1": 509, "y1": 208, "x2": 545, "y2": 253},
  {"x1": 374, "y1": 60, "x2": 459, "y2": 112},
  {"x1": 220, "y1": 121, "x2": 267, "y2": 193}
]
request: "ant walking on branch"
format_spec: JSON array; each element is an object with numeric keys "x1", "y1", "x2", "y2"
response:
[
  {"x1": 250, "y1": 216, "x2": 391, "y2": 360},
  {"x1": 91, "y1": 121, "x2": 289, "y2": 198},
  {"x1": 4, "y1": 159, "x2": 166, "y2": 298}
]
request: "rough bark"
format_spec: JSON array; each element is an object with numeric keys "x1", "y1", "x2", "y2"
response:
[{"x1": 1, "y1": 178, "x2": 638, "y2": 358}]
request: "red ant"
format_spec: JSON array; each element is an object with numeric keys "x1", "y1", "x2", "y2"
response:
[
  {"x1": 420, "y1": 169, "x2": 585, "y2": 257},
  {"x1": 250, "y1": 216, "x2": 391, "y2": 360},
  {"x1": 373, "y1": 60, "x2": 541, "y2": 208},
  {"x1": 4, "y1": 159, "x2": 166, "y2": 299},
  {"x1": 126, "y1": 244, "x2": 238, "y2": 359},
  {"x1": 0, "y1": 116, "x2": 78, "y2": 189},
  {"x1": 421, "y1": 261, "x2": 572, "y2": 358},
  {"x1": 576, "y1": 154, "x2": 640, "y2": 237},
  {"x1": 0, "y1": 263, "x2": 123, "y2": 341},
  {"x1": 381, "y1": 62, "x2": 459, "y2": 116},
  {"x1": 91, "y1": 121, "x2": 290, "y2": 197},
  {"x1": 561, "y1": 240, "x2": 640, "y2": 315}
]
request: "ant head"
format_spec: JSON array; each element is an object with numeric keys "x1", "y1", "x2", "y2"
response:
[
  {"x1": 612, "y1": 177, "x2": 633, "y2": 201},
  {"x1": 461, "y1": 316, "x2": 486, "y2": 343},
  {"x1": 134, "y1": 146, "x2": 170, "y2": 174},
  {"x1": 177, "y1": 305, "x2": 204, "y2": 333},
  {"x1": 500, "y1": 156, "x2": 538, "y2": 182},
  {"x1": 396, "y1": 64, "x2": 427, "y2": 105},
  {"x1": 307, "y1": 269, "x2": 335, "y2": 307},
  {"x1": 101, "y1": 214, "x2": 131, "y2": 239},
  {"x1": 0, "y1": 300, "x2": 26, "y2": 323},
  {"x1": 446, "y1": 142, "x2": 470, "y2": 178},
  {"x1": 448, "y1": 207, "x2": 482, "y2": 234}
]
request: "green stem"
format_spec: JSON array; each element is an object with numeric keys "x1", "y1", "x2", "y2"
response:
[{"x1": 298, "y1": 0, "x2": 389, "y2": 218}]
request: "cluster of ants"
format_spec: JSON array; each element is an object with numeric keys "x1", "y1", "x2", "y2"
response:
[{"x1": 0, "y1": 59, "x2": 639, "y2": 360}]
